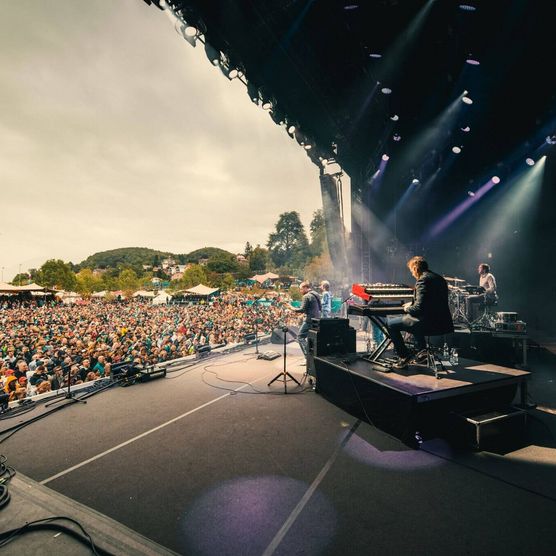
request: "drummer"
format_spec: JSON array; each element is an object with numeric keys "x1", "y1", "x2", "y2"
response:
[{"x1": 467, "y1": 263, "x2": 498, "y2": 320}]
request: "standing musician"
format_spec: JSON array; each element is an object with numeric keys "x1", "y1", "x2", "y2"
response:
[
  {"x1": 387, "y1": 256, "x2": 454, "y2": 369},
  {"x1": 320, "y1": 280, "x2": 332, "y2": 318},
  {"x1": 289, "y1": 281, "x2": 321, "y2": 356},
  {"x1": 466, "y1": 263, "x2": 498, "y2": 320}
]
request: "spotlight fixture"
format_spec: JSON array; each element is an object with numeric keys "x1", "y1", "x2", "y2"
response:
[
  {"x1": 467, "y1": 191, "x2": 475, "y2": 197},
  {"x1": 393, "y1": 134, "x2": 401, "y2": 142},
  {"x1": 466, "y1": 58, "x2": 480, "y2": 65},
  {"x1": 452, "y1": 146, "x2": 462, "y2": 154},
  {"x1": 411, "y1": 178, "x2": 420, "y2": 185},
  {"x1": 304, "y1": 143, "x2": 313, "y2": 150},
  {"x1": 492, "y1": 176, "x2": 501, "y2": 184},
  {"x1": 204, "y1": 42, "x2": 220, "y2": 65},
  {"x1": 369, "y1": 53, "x2": 382, "y2": 58},
  {"x1": 525, "y1": 158, "x2": 535, "y2": 166},
  {"x1": 261, "y1": 100, "x2": 273, "y2": 110},
  {"x1": 461, "y1": 126, "x2": 471, "y2": 132},
  {"x1": 246, "y1": 82, "x2": 260, "y2": 104},
  {"x1": 462, "y1": 96, "x2": 473, "y2": 105},
  {"x1": 344, "y1": 4, "x2": 359, "y2": 9},
  {"x1": 381, "y1": 87, "x2": 392, "y2": 95},
  {"x1": 181, "y1": 25, "x2": 198, "y2": 47},
  {"x1": 390, "y1": 114, "x2": 399, "y2": 121},
  {"x1": 546, "y1": 135, "x2": 556, "y2": 145},
  {"x1": 459, "y1": 4, "x2": 477, "y2": 11},
  {"x1": 287, "y1": 124, "x2": 296, "y2": 137},
  {"x1": 381, "y1": 154, "x2": 390, "y2": 161}
]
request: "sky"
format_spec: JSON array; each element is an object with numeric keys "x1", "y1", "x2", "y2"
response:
[{"x1": 0, "y1": 0, "x2": 324, "y2": 281}]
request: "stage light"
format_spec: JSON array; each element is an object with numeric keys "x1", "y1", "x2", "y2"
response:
[
  {"x1": 393, "y1": 134, "x2": 401, "y2": 142},
  {"x1": 261, "y1": 100, "x2": 272, "y2": 110},
  {"x1": 390, "y1": 114, "x2": 399, "y2": 121},
  {"x1": 182, "y1": 25, "x2": 198, "y2": 47},
  {"x1": 411, "y1": 178, "x2": 420, "y2": 185},
  {"x1": 287, "y1": 125, "x2": 296, "y2": 137},
  {"x1": 525, "y1": 158, "x2": 535, "y2": 166},
  {"x1": 204, "y1": 42, "x2": 220, "y2": 65},
  {"x1": 344, "y1": 4, "x2": 359, "y2": 9},
  {"x1": 462, "y1": 96, "x2": 473, "y2": 105},
  {"x1": 467, "y1": 191, "x2": 475, "y2": 197},
  {"x1": 452, "y1": 146, "x2": 462, "y2": 154},
  {"x1": 246, "y1": 82, "x2": 260, "y2": 104},
  {"x1": 369, "y1": 53, "x2": 382, "y2": 58},
  {"x1": 459, "y1": 4, "x2": 477, "y2": 11},
  {"x1": 546, "y1": 135, "x2": 556, "y2": 145},
  {"x1": 382, "y1": 154, "x2": 390, "y2": 161},
  {"x1": 304, "y1": 143, "x2": 313, "y2": 150},
  {"x1": 381, "y1": 87, "x2": 392, "y2": 95},
  {"x1": 492, "y1": 176, "x2": 501, "y2": 184},
  {"x1": 461, "y1": 126, "x2": 471, "y2": 132},
  {"x1": 466, "y1": 58, "x2": 480, "y2": 65}
]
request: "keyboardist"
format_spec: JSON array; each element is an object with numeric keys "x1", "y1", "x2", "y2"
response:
[{"x1": 387, "y1": 256, "x2": 454, "y2": 369}]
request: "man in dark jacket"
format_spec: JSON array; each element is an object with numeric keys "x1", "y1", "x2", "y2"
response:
[
  {"x1": 289, "y1": 281, "x2": 321, "y2": 356},
  {"x1": 388, "y1": 256, "x2": 453, "y2": 369}
]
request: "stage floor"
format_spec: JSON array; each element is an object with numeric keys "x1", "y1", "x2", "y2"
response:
[{"x1": 2, "y1": 344, "x2": 556, "y2": 555}]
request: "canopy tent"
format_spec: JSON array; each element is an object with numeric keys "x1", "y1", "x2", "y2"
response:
[
  {"x1": 185, "y1": 284, "x2": 220, "y2": 297},
  {"x1": 133, "y1": 290, "x2": 156, "y2": 298},
  {"x1": 152, "y1": 291, "x2": 172, "y2": 305},
  {"x1": 55, "y1": 291, "x2": 82, "y2": 304},
  {"x1": 91, "y1": 290, "x2": 107, "y2": 298},
  {"x1": 250, "y1": 272, "x2": 279, "y2": 284},
  {"x1": 16, "y1": 283, "x2": 47, "y2": 292},
  {"x1": 0, "y1": 282, "x2": 20, "y2": 293}
]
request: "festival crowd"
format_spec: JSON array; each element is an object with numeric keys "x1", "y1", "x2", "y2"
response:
[{"x1": 1, "y1": 293, "x2": 299, "y2": 401}]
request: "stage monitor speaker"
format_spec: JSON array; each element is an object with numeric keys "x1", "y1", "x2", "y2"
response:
[
  {"x1": 307, "y1": 321, "x2": 356, "y2": 377},
  {"x1": 270, "y1": 327, "x2": 298, "y2": 344}
]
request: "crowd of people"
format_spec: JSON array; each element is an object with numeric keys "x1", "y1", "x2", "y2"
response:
[{"x1": 1, "y1": 293, "x2": 300, "y2": 402}]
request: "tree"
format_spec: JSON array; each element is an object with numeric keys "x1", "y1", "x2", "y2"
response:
[
  {"x1": 249, "y1": 246, "x2": 268, "y2": 272},
  {"x1": 309, "y1": 209, "x2": 327, "y2": 257},
  {"x1": 179, "y1": 264, "x2": 208, "y2": 288},
  {"x1": 118, "y1": 268, "x2": 139, "y2": 296},
  {"x1": 206, "y1": 254, "x2": 239, "y2": 274},
  {"x1": 11, "y1": 273, "x2": 30, "y2": 286},
  {"x1": 304, "y1": 252, "x2": 342, "y2": 284},
  {"x1": 36, "y1": 259, "x2": 77, "y2": 291},
  {"x1": 267, "y1": 212, "x2": 309, "y2": 270},
  {"x1": 244, "y1": 242, "x2": 253, "y2": 258},
  {"x1": 75, "y1": 269, "x2": 104, "y2": 295}
]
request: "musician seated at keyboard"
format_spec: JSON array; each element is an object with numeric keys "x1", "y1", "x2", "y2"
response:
[
  {"x1": 466, "y1": 263, "x2": 498, "y2": 320},
  {"x1": 388, "y1": 256, "x2": 454, "y2": 370}
]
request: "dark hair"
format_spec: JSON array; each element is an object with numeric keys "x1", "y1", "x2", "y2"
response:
[{"x1": 479, "y1": 263, "x2": 490, "y2": 273}]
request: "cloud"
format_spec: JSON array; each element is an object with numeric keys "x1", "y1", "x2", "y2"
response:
[{"x1": 0, "y1": 0, "x2": 321, "y2": 279}]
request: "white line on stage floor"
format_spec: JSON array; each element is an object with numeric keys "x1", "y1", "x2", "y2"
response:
[
  {"x1": 261, "y1": 420, "x2": 361, "y2": 556},
  {"x1": 40, "y1": 372, "x2": 275, "y2": 486}
]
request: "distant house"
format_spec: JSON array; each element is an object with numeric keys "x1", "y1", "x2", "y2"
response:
[
  {"x1": 92, "y1": 268, "x2": 106, "y2": 277},
  {"x1": 171, "y1": 272, "x2": 184, "y2": 281},
  {"x1": 161, "y1": 257, "x2": 176, "y2": 270},
  {"x1": 142, "y1": 264, "x2": 152, "y2": 271},
  {"x1": 198, "y1": 258, "x2": 209, "y2": 266},
  {"x1": 236, "y1": 254, "x2": 247, "y2": 263}
]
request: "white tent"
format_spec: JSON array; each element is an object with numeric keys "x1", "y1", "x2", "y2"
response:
[
  {"x1": 185, "y1": 284, "x2": 220, "y2": 296},
  {"x1": 91, "y1": 290, "x2": 107, "y2": 298},
  {"x1": 56, "y1": 291, "x2": 82, "y2": 304},
  {"x1": 249, "y1": 272, "x2": 279, "y2": 284},
  {"x1": 133, "y1": 290, "x2": 155, "y2": 298},
  {"x1": 152, "y1": 291, "x2": 172, "y2": 305}
]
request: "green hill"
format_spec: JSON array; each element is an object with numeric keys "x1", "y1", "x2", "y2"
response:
[
  {"x1": 184, "y1": 247, "x2": 235, "y2": 263},
  {"x1": 79, "y1": 247, "x2": 173, "y2": 270},
  {"x1": 79, "y1": 246, "x2": 237, "y2": 270}
]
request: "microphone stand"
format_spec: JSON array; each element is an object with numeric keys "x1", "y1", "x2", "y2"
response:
[
  {"x1": 46, "y1": 364, "x2": 87, "y2": 408},
  {"x1": 267, "y1": 325, "x2": 301, "y2": 394}
]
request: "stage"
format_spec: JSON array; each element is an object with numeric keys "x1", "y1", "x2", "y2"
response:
[{"x1": 1, "y1": 343, "x2": 556, "y2": 555}]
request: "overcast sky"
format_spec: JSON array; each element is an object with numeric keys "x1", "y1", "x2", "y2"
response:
[{"x1": 0, "y1": 0, "x2": 324, "y2": 280}]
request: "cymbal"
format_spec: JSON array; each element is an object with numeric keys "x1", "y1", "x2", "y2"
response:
[{"x1": 444, "y1": 276, "x2": 466, "y2": 282}]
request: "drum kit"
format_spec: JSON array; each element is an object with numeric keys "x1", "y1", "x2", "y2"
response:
[{"x1": 444, "y1": 276, "x2": 486, "y2": 325}]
